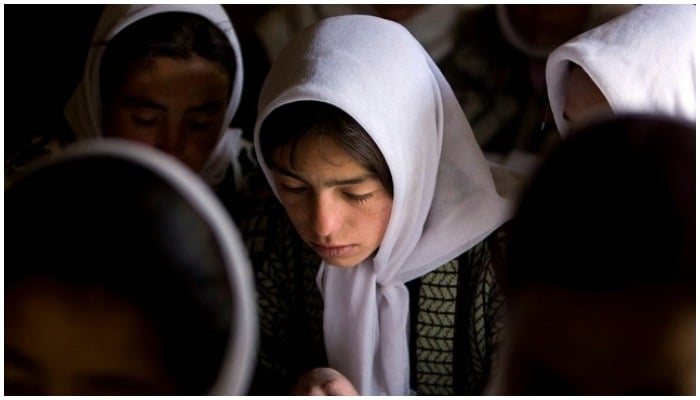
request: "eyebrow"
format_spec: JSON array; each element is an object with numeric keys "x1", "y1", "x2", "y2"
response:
[
  {"x1": 123, "y1": 97, "x2": 166, "y2": 111},
  {"x1": 186, "y1": 101, "x2": 225, "y2": 113},
  {"x1": 271, "y1": 162, "x2": 375, "y2": 187},
  {"x1": 5, "y1": 345, "x2": 40, "y2": 373},
  {"x1": 123, "y1": 97, "x2": 224, "y2": 113}
]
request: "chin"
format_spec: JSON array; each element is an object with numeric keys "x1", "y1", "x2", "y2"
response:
[{"x1": 319, "y1": 254, "x2": 368, "y2": 268}]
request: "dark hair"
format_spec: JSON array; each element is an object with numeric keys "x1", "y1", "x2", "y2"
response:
[
  {"x1": 502, "y1": 115, "x2": 695, "y2": 296},
  {"x1": 259, "y1": 101, "x2": 393, "y2": 195},
  {"x1": 99, "y1": 11, "x2": 237, "y2": 113},
  {"x1": 5, "y1": 155, "x2": 234, "y2": 394}
]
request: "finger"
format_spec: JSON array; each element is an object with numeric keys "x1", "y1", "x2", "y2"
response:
[
  {"x1": 307, "y1": 386, "x2": 328, "y2": 396},
  {"x1": 323, "y1": 380, "x2": 359, "y2": 396}
]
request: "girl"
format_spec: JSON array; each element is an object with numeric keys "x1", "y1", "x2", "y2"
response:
[
  {"x1": 5, "y1": 140, "x2": 257, "y2": 395},
  {"x1": 246, "y1": 15, "x2": 521, "y2": 395},
  {"x1": 545, "y1": 5, "x2": 696, "y2": 135},
  {"x1": 64, "y1": 5, "x2": 253, "y2": 195}
]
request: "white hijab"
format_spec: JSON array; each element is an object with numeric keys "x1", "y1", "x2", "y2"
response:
[
  {"x1": 254, "y1": 15, "x2": 519, "y2": 395},
  {"x1": 546, "y1": 4, "x2": 696, "y2": 135},
  {"x1": 64, "y1": 4, "x2": 244, "y2": 186},
  {"x1": 255, "y1": 4, "x2": 461, "y2": 65}
]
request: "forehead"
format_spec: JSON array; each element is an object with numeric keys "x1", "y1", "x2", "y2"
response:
[
  {"x1": 272, "y1": 132, "x2": 364, "y2": 172},
  {"x1": 117, "y1": 56, "x2": 230, "y2": 98}
]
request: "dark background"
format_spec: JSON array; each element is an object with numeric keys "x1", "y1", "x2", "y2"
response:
[
  {"x1": 4, "y1": 5, "x2": 272, "y2": 163},
  {"x1": 5, "y1": 5, "x2": 103, "y2": 158}
]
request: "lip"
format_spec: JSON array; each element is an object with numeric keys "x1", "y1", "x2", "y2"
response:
[{"x1": 311, "y1": 243, "x2": 356, "y2": 258}]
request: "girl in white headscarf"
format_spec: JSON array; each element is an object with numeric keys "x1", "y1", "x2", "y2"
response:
[
  {"x1": 64, "y1": 5, "x2": 252, "y2": 192},
  {"x1": 246, "y1": 15, "x2": 521, "y2": 395},
  {"x1": 5, "y1": 139, "x2": 258, "y2": 395},
  {"x1": 545, "y1": 4, "x2": 696, "y2": 136}
]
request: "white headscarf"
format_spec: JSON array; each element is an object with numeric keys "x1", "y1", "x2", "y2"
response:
[
  {"x1": 255, "y1": 4, "x2": 461, "y2": 65},
  {"x1": 546, "y1": 4, "x2": 696, "y2": 135},
  {"x1": 64, "y1": 4, "x2": 244, "y2": 186},
  {"x1": 254, "y1": 15, "x2": 519, "y2": 395},
  {"x1": 31, "y1": 139, "x2": 258, "y2": 394}
]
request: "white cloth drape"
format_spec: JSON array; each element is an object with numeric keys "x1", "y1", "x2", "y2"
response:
[
  {"x1": 546, "y1": 4, "x2": 696, "y2": 135},
  {"x1": 64, "y1": 4, "x2": 245, "y2": 186},
  {"x1": 254, "y1": 15, "x2": 519, "y2": 395}
]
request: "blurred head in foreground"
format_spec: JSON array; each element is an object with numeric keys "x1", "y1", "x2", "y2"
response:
[
  {"x1": 488, "y1": 115, "x2": 695, "y2": 395},
  {"x1": 5, "y1": 139, "x2": 257, "y2": 395}
]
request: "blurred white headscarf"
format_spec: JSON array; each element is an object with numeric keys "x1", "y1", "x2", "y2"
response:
[
  {"x1": 28, "y1": 139, "x2": 258, "y2": 394},
  {"x1": 546, "y1": 4, "x2": 696, "y2": 135},
  {"x1": 64, "y1": 4, "x2": 244, "y2": 186},
  {"x1": 254, "y1": 15, "x2": 519, "y2": 395}
]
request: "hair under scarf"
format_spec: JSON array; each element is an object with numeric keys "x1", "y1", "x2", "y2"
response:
[
  {"x1": 546, "y1": 4, "x2": 696, "y2": 135},
  {"x1": 64, "y1": 4, "x2": 245, "y2": 186},
  {"x1": 254, "y1": 15, "x2": 519, "y2": 395}
]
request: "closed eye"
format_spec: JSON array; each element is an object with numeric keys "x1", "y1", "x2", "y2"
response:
[
  {"x1": 346, "y1": 192, "x2": 373, "y2": 203},
  {"x1": 131, "y1": 114, "x2": 158, "y2": 126},
  {"x1": 280, "y1": 184, "x2": 308, "y2": 194},
  {"x1": 186, "y1": 119, "x2": 215, "y2": 131}
]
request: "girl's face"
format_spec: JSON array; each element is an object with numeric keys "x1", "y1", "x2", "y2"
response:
[
  {"x1": 103, "y1": 55, "x2": 230, "y2": 173},
  {"x1": 270, "y1": 134, "x2": 393, "y2": 267},
  {"x1": 5, "y1": 277, "x2": 177, "y2": 395}
]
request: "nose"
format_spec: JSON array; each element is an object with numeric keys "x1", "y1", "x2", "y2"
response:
[
  {"x1": 155, "y1": 121, "x2": 184, "y2": 157},
  {"x1": 310, "y1": 193, "x2": 342, "y2": 239}
]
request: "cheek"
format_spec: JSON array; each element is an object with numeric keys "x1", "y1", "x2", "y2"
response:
[
  {"x1": 181, "y1": 128, "x2": 221, "y2": 165},
  {"x1": 280, "y1": 200, "x2": 310, "y2": 230},
  {"x1": 102, "y1": 109, "x2": 128, "y2": 136},
  {"x1": 369, "y1": 200, "x2": 393, "y2": 240}
]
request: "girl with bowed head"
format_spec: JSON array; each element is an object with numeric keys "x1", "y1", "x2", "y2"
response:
[
  {"x1": 65, "y1": 5, "x2": 253, "y2": 211},
  {"x1": 247, "y1": 14, "x2": 522, "y2": 395}
]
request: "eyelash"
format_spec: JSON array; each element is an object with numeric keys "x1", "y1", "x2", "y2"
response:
[
  {"x1": 280, "y1": 185, "x2": 373, "y2": 203},
  {"x1": 186, "y1": 120, "x2": 214, "y2": 130},
  {"x1": 346, "y1": 193, "x2": 373, "y2": 203},
  {"x1": 280, "y1": 185, "x2": 307, "y2": 194},
  {"x1": 132, "y1": 115, "x2": 157, "y2": 126}
]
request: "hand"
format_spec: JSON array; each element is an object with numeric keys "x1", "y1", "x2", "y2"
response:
[{"x1": 290, "y1": 367, "x2": 359, "y2": 395}]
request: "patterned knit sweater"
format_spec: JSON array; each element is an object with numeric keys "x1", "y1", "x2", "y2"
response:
[{"x1": 241, "y1": 197, "x2": 506, "y2": 395}]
